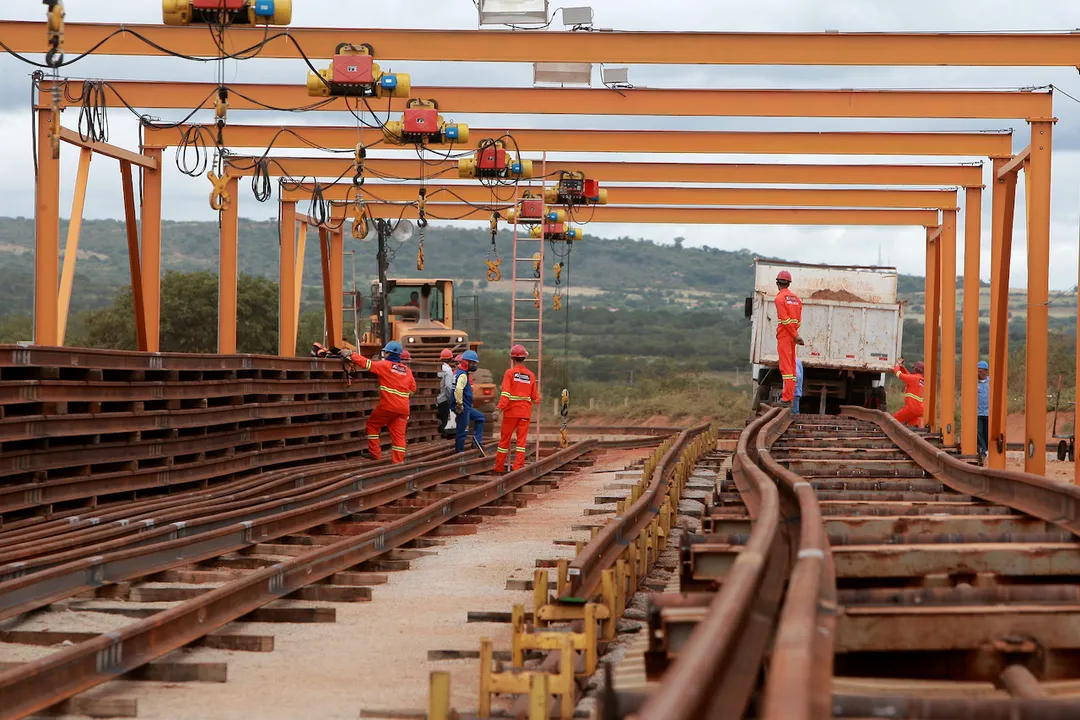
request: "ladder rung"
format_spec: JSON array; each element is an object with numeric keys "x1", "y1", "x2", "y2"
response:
[
  {"x1": 513, "y1": 319, "x2": 541, "y2": 324},
  {"x1": 514, "y1": 298, "x2": 542, "y2": 302}
]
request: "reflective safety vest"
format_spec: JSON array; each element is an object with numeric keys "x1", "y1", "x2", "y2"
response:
[
  {"x1": 348, "y1": 353, "x2": 416, "y2": 415},
  {"x1": 894, "y1": 365, "x2": 924, "y2": 406},
  {"x1": 497, "y1": 364, "x2": 540, "y2": 420}
]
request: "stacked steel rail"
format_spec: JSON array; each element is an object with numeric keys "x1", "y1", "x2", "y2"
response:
[
  {"x1": 0, "y1": 346, "x2": 440, "y2": 521},
  {"x1": 603, "y1": 409, "x2": 1080, "y2": 719}
]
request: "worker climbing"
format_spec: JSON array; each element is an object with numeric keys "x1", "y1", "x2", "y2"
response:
[
  {"x1": 893, "y1": 358, "x2": 925, "y2": 428},
  {"x1": 494, "y1": 345, "x2": 541, "y2": 473},
  {"x1": 340, "y1": 341, "x2": 417, "y2": 463},
  {"x1": 774, "y1": 269, "x2": 804, "y2": 407},
  {"x1": 453, "y1": 350, "x2": 485, "y2": 453}
]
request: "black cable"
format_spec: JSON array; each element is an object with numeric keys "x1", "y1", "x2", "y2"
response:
[
  {"x1": 30, "y1": 71, "x2": 40, "y2": 179},
  {"x1": 76, "y1": 79, "x2": 109, "y2": 143},
  {"x1": 252, "y1": 157, "x2": 272, "y2": 202}
]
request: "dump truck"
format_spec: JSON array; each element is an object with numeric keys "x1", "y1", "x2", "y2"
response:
[
  {"x1": 359, "y1": 278, "x2": 498, "y2": 415},
  {"x1": 746, "y1": 260, "x2": 904, "y2": 414}
]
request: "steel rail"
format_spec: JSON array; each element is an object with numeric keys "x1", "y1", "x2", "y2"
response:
[
  {"x1": 0, "y1": 441, "x2": 596, "y2": 719},
  {"x1": 563, "y1": 422, "x2": 709, "y2": 601},
  {"x1": 842, "y1": 407, "x2": 1080, "y2": 538},
  {"x1": 0, "y1": 446, "x2": 488, "y2": 620},
  {"x1": 636, "y1": 409, "x2": 789, "y2": 720},
  {"x1": 756, "y1": 410, "x2": 837, "y2": 720},
  {"x1": 0, "y1": 445, "x2": 463, "y2": 567}
]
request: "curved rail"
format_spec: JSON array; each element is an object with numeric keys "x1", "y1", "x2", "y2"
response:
[
  {"x1": 0, "y1": 441, "x2": 597, "y2": 719},
  {"x1": 757, "y1": 410, "x2": 836, "y2": 720},
  {"x1": 563, "y1": 422, "x2": 709, "y2": 601},
  {"x1": 637, "y1": 408, "x2": 788, "y2": 720}
]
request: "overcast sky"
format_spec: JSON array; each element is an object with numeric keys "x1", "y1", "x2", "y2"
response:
[{"x1": 2, "y1": 1, "x2": 1079, "y2": 289}]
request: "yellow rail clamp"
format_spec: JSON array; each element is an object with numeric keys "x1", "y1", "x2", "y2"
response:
[
  {"x1": 207, "y1": 169, "x2": 231, "y2": 211},
  {"x1": 479, "y1": 634, "x2": 576, "y2": 720},
  {"x1": 511, "y1": 602, "x2": 600, "y2": 675},
  {"x1": 534, "y1": 566, "x2": 619, "y2": 640}
]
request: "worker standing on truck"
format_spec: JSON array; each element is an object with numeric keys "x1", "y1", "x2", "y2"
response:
[
  {"x1": 437, "y1": 348, "x2": 455, "y2": 438},
  {"x1": 892, "y1": 358, "x2": 925, "y2": 428},
  {"x1": 341, "y1": 341, "x2": 417, "y2": 463},
  {"x1": 494, "y1": 345, "x2": 541, "y2": 473},
  {"x1": 774, "y1": 270, "x2": 805, "y2": 407},
  {"x1": 454, "y1": 350, "x2": 485, "y2": 453},
  {"x1": 794, "y1": 357, "x2": 804, "y2": 414},
  {"x1": 977, "y1": 360, "x2": 990, "y2": 460}
]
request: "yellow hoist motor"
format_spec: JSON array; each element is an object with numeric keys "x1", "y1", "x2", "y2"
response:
[
  {"x1": 307, "y1": 43, "x2": 411, "y2": 99},
  {"x1": 163, "y1": 0, "x2": 291, "y2": 26}
]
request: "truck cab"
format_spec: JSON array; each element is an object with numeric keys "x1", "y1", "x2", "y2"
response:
[{"x1": 747, "y1": 260, "x2": 903, "y2": 414}]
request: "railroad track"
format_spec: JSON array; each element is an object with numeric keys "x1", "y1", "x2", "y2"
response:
[
  {"x1": 603, "y1": 408, "x2": 1080, "y2": 719},
  {"x1": 0, "y1": 433, "x2": 667, "y2": 719}
]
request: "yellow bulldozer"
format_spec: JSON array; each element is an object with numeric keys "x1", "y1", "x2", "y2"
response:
[{"x1": 358, "y1": 278, "x2": 497, "y2": 414}]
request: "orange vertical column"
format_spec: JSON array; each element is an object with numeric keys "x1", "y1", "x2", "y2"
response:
[
  {"x1": 987, "y1": 158, "x2": 1016, "y2": 470},
  {"x1": 141, "y1": 148, "x2": 163, "y2": 352},
  {"x1": 34, "y1": 109, "x2": 60, "y2": 346},
  {"x1": 329, "y1": 228, "x2": 344, "y2": 347},
  {"x1": 1025, "y1": 120, "x2": 1055, "y2": 476},
  {"x1": 923, "y1": 230, "x2": 940, "y2": 429},
  {"x1": 318, "y1": 227, "x2": 337, "y2": 348},
  {"x1": 960, "y1": 186, "x2": 982, "y2": 456},
  {"x1": 120, "y1": 161, "x2": 148, "y2": 352},
  {"x1": 939, "y1": 209, "x2": 958, "y2": 446},
  {"x1": 279, "y1": 201, "x2": 296, "y2": 356},
  {"x1": 218, "y1": 177, "x2": 239, "y2": 354},
  {"x1": 57, "y1": 147, "x2": 92, "y2": 345}
]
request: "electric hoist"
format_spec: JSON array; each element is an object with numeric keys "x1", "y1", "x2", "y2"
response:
[
  {"x1": 545, "y1": 170, "x2": 608, "y2": 206},
  {"x1": 528, "y1": 223, "x2": 582, "y2": 242},
  {"x1": 458, "y1": 139, "x2": 532, "y2": 181},
  {"x1": 163, "y1": 0, "x2": 292, "y2": 25},
  {"x1": 382, "y1": 99, "x2": 469, "y2": 146},
  {"x1": 503, "y1": 197, "x2": 565, "y2": 225},
  {"x1": 307, "y1": 43, "x2": 410, "y2": 99}
]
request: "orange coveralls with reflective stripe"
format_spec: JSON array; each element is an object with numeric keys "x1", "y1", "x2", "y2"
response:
[
  {"x1": 494, "y1": 364, "x2": 541, "y2": 472},
  {"x1": 893, "y1": 364, "x2": 925, "y2": 428},
  {"x1": 347, "y1": 352, "x2": 417, "y2": 463},
  {"x1": 774, "y1": 287, "x2": 803, "y2": 403}
]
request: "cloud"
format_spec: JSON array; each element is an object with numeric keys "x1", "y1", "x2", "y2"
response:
[{"x1": 1, "y1": 0, "x2": 1079, "y2": 290}]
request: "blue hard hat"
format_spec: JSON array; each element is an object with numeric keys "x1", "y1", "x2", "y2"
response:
[
  {"x1": 462, "y1": 350, "x2": 479, "y2": 363},
  {"x1": 977, "y1": 360, "x2": 989, "y2": 370},
  {"x1": 383, "y1": 341, "x2": 403, "y2": 355}
]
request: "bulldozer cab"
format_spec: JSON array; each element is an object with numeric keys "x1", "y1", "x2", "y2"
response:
[{"x1": 365, "y1": 278, "x2": 473, "y2": 360}]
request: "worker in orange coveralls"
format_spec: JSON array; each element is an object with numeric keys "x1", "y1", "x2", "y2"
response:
[
  {"x1": 341, "y1": 340, "x2": 417, "y2": 463},
  {"x1": 494, "y1": 344, "x2": 541, "y2": 473},
  {"x1": 893, "y1": 358, "x2": 925, "y2": 428},
  {"x1": 774, "y1": 269, "x2": 805, "y2": 406}
]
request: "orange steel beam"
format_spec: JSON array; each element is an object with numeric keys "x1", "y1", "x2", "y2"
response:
[
  {"x1": 281, "y1": 184, "x2": 959, "y2": 209},
  {"x1": 996, "y1": 146, "x2": 1032, "y2": 179},
  {"x1": 939, "y1": 209, "x2": 958, "y2": 446},
  {"x1": 119, "y1": 161, "x2": 149, "y2": 352},
  {"x1": 58, "y1": 127, "x2": 158, "y2": 170},
  {"x1": 15, "y1": 22, "x2": 1080, "y2": 66},
  {"x1": 141, "y1": 149, "x2": 163, "y2": 352},
  {"x1": 987, "y1": 158, "x2": 1016, "y2": 470},
  {"x1": 145, "y1": 125, "x2": 1013, "y2": 157},
  {"x1": 57, "y1": 147, "x2": 92, "y2": 346},
  {"x1": 314, "y1": 203, "x2": 939, "y2": 226},
  {"x1": 960, "y1": 186, "x2": 983, "y2": 457},
  {"x1": 228, "y1": 155, "x2": 985, "y2": 186},
  {"x1": 1025, "y1": 120, "x2": 1054, "y2": 476},
  {"x1": 292, "y1": 221, "x2": 307, "y2": 354},
  {"x1": 41, "y1": 81, "x2": 1054, "y2": 120},
  {"x1": 924, "y1": 231, "x2": 941, "y2": 429},
  {"x1": 279, "y1": 200, "x2": 297, "y2": 357},
  {"x1": 219, "y1": 177, "x2": 239, "y2": 354},
  {"x1": 35, "y1": 110, "x2": 60, "y2": 346}
]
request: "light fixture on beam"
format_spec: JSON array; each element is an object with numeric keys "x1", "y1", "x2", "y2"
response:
[
  {"x1": 601, "y1": 66, "x2": 631, "y2": 88},
  {"x1": 477, "y1": 0, "x2": 549, "y2": 26},
  {"x1": 561, "y1": 6, "x2": 594, "y2": 29},
  {"x1": 533, "y1": 62, "x2": 592, "y2": 86}
]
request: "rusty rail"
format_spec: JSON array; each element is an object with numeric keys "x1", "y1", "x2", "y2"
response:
[
  {"x1": 756, "y1": 410, "x2": 837, "y2": 720},
  {"x1": 563, "y1": 422, "x2": 709, "y2": 602},
  {"x1": 636, "y1": 409, "x2": 789, "y2": 720},
  {"x1": 842, "y1": 407, "x2": 1080, "y2": 538},
  {"x1": 0, "y1": 440, "x2": 596, "y2": 719}
]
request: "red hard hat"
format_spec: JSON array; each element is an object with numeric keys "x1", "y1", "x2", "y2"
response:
[
  {"x1": 401, "y1": 350, "x2": 412, "y2": 362},
  {"x1": 510, "y1": 344, "x2": 529, "y2": 359},
  {"x1": 439, "y1": 348, "x2": 453, "y2": 360},
  {"x1": 913, "y1": 361, "x2": 925, "y2": 373},
  {"x1": 776, "y1": 270, "x2": 792, "y2": 283}
]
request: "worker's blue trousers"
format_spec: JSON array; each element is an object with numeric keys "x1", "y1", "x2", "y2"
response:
[{"x1": 455, "y1": 407, "x2": 485, "y2": 453}]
